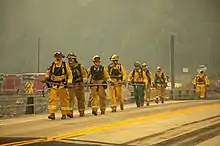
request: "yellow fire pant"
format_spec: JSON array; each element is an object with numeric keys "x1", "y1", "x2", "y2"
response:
[
  {"x1": 48, "y1": 87, "x2": 70, "y2": 115},
  {"x1": 156, "y1": 84, "x2": 165, "y2": 98},
  {"x1": 90, "y1": 84, "x2": 106, "y2": 111},
  {"x1": 109, "y1": 85, "x2": 123, "y2": 109},
  {"x1": 89, "y1": 92, "x2": 93, "y2": 102},
  {"x1": 68, "y1": 85, "x2": 85, "y2": 114},
  {"x1": 145, "y1": 87, "x2": 151, "y2": 103},
  {"x1": 196, "y1": 84, "x2": 206, "y2": 98}
]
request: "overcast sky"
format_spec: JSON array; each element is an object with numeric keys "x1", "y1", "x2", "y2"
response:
[{"x1": 0, "y1": 0, "x2": 219, "y2": 75}]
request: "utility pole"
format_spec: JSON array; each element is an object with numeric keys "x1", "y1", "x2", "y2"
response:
[
  {"x1": 37, "y1": 37, "x2": 41, "y2": 73},
  {"x1": 170, "y1": 34, "x2": 175, "y2": 99}
]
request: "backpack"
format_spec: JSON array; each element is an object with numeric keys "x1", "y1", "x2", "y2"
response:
[
  {"x1": 90, "y1": 65, "x2": 107, "y2": 89},
  {"x1": 49, "y1": 61, "x2": 67, "y2": 76},
  {"x1": 132, "y1": 69, "x2": 143, "y2": 81},
  {"x1": 90, "y1": 65, "x2": 104, "y2": 80},
  {"x1": 155, "y1": 72, "x2": 165, "y2": 83},
  {"x1": 145, "y1": 70, "x2": 151, "y2": 84},
  {"x1": 108, "y1": 63, "x2": 122, "y2": 77},
  {"x1": 71, "y1": 64, "x2": 83, "y2": 82},
  {"x1": 196, "y1": 75, "x2": 206, "y2": 84}
]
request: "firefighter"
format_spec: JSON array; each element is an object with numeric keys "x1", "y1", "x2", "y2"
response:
[
  {"x1": 128, "y1": 61, "x2": 148, "y2": 107},
  {"x1": 44, "y1": 51, "x2": 73, "y2": 120},
  {"x1": 66, "y1": 53, "x2": 88, "y2": 117},
  {"x1": 193, "y1": 70, "x2": 210, "y2": 99},
  {"x1": 142, "y1": 63, "x2": 154, "y2": 106},
  {"x1": 154, "y1": 66, "x2": 167, "y2": 104},
  {"x1": 108, "y1": 54, "x2": 126, "y2": 112},
  {"x1": 87, "y1": 55, "x2": 113, "y2": 115}
]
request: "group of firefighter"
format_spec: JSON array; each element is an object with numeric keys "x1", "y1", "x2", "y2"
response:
[{"x1": 43, "y1": 51, "x2": 210, "y2": 120}]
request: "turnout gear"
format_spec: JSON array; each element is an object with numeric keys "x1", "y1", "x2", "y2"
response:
[
  {"x1": 108, "y1": 55, "x2": 126, "y2": 112},
  {"x1": 90, "y1": 65, "x2": 105, "y2": 81},
  {"x1": 154, "y1": 72, "x2": 167, "y2": 85},
  {"x1": 193, "y1": 70, "x2": 210, "y2": 98},
  {"x1": 128, "y1": 65, "x2": 148, "y2": 107},
  {"x1": 87, "y1": 92, "x2": 92, "y2": 107},
  {"x1": 71, "y1": 64, "x2": 84, "y2": 83},
  {"x1": 88, "y1": 56, "x2": 112, "y2": 115},
  {"x1": 142, "y1": 63, "x2": 154, "y2": 106},
  {"x1": 154, "y1": 67, "x2": 167, "y2": 104},
  {"x1": 67, "y1": 55, "x2": 88, "y2": 117},
  {"x1": 45, "y1": 52, "x2": 73, "y2": 119}
]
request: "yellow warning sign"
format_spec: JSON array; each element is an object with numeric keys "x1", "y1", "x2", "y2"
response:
[{"x1": 25, "y1": 81, "x2": 34, "y2": 94}]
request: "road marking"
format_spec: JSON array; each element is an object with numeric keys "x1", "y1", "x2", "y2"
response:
[
  {"x1": 0, "y1": 104, "x2": 137, "y2": 126},
  {"x1": 0, "y1": 101, "x2": 189, "y2": 126},
  {"x1": 2, "y1": 102, "x2": 220, "y2": 146}
]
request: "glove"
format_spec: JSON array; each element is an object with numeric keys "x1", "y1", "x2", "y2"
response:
[
  {"x1": 193, "y1": 84, "x2": 196, "y2": 89},
  {"x1": 108, "y1": 80, "x2": 114, "y2": 86},
  {"x1": 42, "y1": 78, "x2": 49, "y2": 83},
  {"x1": 67, "y1": 79, "x2": 72, "y2": 84},
  {"x1": 164, "y1": 83, "x2": 167, "y2": 88}
]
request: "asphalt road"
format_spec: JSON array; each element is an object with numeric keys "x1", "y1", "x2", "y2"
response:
[{"x1": 0, "y1": 100, "x2": 220, "y2": 146}]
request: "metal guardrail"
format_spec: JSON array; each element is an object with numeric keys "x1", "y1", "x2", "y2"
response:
[
  {"x1": 0, "y1": 88, "x2": 220, "y2": 118},
  {"x1": 0, "y1": 94, "x2": 47, "y2": 118},
  {"x1": 0, "y1": 73, "x2": 46, "y2": 95}
]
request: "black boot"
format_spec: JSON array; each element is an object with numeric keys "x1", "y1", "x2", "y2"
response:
[
  {"x1": 92, "y1": 109, "x2": 98, "y2": 116},
  {"x1": 161, "y1": 97, "x2": 164, "y2": 104},
  {"x1": 101, "y1": 110, "x2": 105, "y2": 115},
  {"x1": 61, "y1": 115, "x2": 67, "y2": 120},
  {"x1": 120, "y1": 104, "x2": 124, "y2": 111},
  {"x1": 67, "y1": 113, "x2": 73, "y2": 118},
  {"x1": 111, "y1": 107, "x2": 116, "y2": 112},
  {"x1": 155, "y1": 98, "x2": 159, "y2": 104},
  {"x1": 146, "y1": 102, "x2": 150, "y2": 106},
  {"x1": 48, "y1": 113, "x2": 55, "y2": 120},
  {"x1": 79, "y1": 111, "x2": 85, "y2": 117}
]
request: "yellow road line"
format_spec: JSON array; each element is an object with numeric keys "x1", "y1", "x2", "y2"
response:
[{"x1": 2, "y1": 103, "x2": 220, "y2": 146}]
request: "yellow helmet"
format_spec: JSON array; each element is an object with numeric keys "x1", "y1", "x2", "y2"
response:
[
  {"x1": 110, "y1": 54, "x2": 119, "y2": 61},
  {"x1": 142, "y1": 63, "x2": 148, "y2": 68},
  {"x1": 54, "y1": 51, "x2": 64, "y2": 58},
  {"x1": 67, "y1": 53, "x2": 77, "y2": 59},
  {"x1": 134, "y1": 61, "x2": 141, "y2": 67},
  {"x1": 93, "y1": 55, "x2": 101, "y2": 62},
  {"x1": 157, "y1": 66, "x2": 162, "y2": 71}
]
